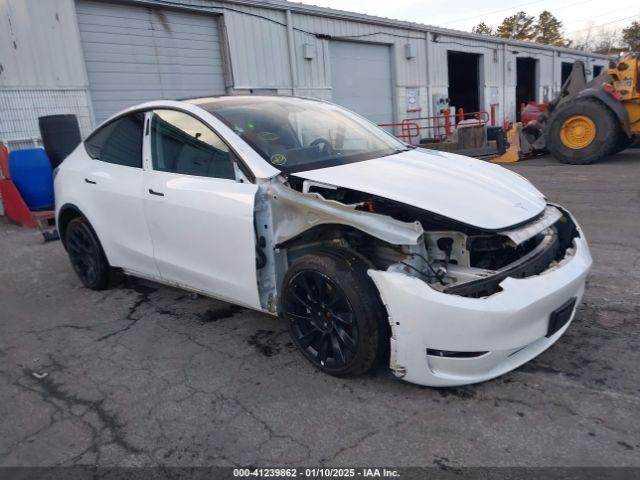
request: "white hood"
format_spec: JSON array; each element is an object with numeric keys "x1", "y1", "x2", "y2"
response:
[{"x1": 293, "y1": 148, "x2": 546, "y2": 230}]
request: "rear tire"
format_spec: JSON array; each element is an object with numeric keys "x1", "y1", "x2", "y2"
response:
[
  {"x1": 65, "y1": 217, "x2": 110, "y2": 290},
  {"x1": 546, "y1": 98, "x2": 619, "y2": 165},
  {"x1": 281, "y1": 249, "x2": 388, "y2": 377}
]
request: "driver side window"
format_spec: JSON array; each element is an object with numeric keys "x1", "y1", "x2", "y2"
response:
[{"x1": 150, "y1": 110, "x2": 236, "y2": 180}]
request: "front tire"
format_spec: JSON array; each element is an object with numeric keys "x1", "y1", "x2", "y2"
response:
[
  {"x1": 65, "y1": 217, "x2": 110, "y2": 290},
  {"x1": 546, "y1": 98, "x2": 619, "y2": 165},
  {"x1": 610, "y1": 132, "x2": 633, "y2": 156},
  {"x1": 281, "y1": 249, "x2": 387, "y2": 377}
]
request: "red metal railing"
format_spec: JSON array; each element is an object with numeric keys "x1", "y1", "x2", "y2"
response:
[
  {"x1": 378, "y1": 121, "x2": 420, "y2": 143},
  {"x1": 490, "y1": 104, "x2": 498, "y2": 127},
  {"x1": 388, "y1": 109, "x2": 490, "y2": 144}
]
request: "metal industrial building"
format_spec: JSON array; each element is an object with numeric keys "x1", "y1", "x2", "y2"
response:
[{"x1": 1, "y1": 0, "x2": 611, "y2": 147}]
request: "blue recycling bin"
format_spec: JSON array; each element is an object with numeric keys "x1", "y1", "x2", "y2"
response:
[{"x1": 8, "y1": 148, "x2": 54, "y2": 210}]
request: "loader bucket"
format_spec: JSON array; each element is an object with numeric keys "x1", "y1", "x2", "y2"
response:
[{"x1": 491, "y1": 123, "x2": 522, "y2": 163}]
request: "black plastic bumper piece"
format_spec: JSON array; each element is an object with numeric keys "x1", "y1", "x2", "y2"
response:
[
  {"x1": 444, "y1": 228, "x2": 560, "y2": 297},
  {"x1": 547, "y1": 297, "x2": 577, "y2": 337}
]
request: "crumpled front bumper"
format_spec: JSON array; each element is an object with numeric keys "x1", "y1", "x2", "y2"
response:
[{"x1": 368, "y1": 230, "x2": 592, "y2": 387}]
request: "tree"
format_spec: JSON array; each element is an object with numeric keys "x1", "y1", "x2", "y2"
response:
[
  {"x1": 572, "y1": 25, "x2": 621, "y2": 53},
  {"x1": 472, "y1": 22, "x2": 493, "y2": 36},
  {"x1": 495, "y1": 11, "x2": 536, "y2": 40},
  {"x1": 622, "y1": 21, "x2": 640, "y2": 51},
  {"x1": 534, "y1": 11, "x2": 569, "y2": 46}
]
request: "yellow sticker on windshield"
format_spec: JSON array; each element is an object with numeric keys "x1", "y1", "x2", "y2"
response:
[
  {"x1": 258, "y1": 132, "x2": 279, "y2": 141},
  {"x1": 270, "y1": 154, "x2": 287, "y2": 165}
]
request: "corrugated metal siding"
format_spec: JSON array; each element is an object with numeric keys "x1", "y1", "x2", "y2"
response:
[
  {"x1": 292, "y1": 30, "x2": 327, "y2": 90},
  {"x1": 129, "y1": 1, "x2": 613, "y2": 125},
  {"x1": 291, "y1": 13, "x2": 427, "y2": 89},
  {"x1": 222, "y1": 6, "x2": 291, "y2": 88},
  {"x1": 0, "y1": 88, "x2": 93, "y2": 144},
  {"x1": 0, "y1": 0, "x2": 88, "y2": 88},
  {"x1": 76, "y1": 0, "x2": 226, "y2": 124},
  {"x1": 0, "y1": 1, "x2": 92, "y2": 145},
  {"x1": 289, "y1": 13, "x2": 429, "y2": 121}
]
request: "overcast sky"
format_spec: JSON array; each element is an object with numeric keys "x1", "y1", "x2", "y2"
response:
[{"x1": 295, "y1": 0, "x2": 640, "y2": 41}]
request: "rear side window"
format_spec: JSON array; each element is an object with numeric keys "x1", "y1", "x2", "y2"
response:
[
  {"x1": 85, "y1": 112, "x2": 144, "y2": 168},
  {"x1": 150, "y1": 109, "x2": 235, "y2": 180}
]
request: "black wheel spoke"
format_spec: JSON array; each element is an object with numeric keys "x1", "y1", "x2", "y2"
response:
[
  {"x1": 331, "y1": 311, "x2": 354, "y2": 326},
  {"x1": 299, "y1": 274, "x2": 319, "y2": 303},
  {"x1": 67, "y1": 234, "x2": 81, "y2": 251},
  {"x1": 334, "y1": 323, "x2": 356, "y2": 348},
  {"x1": 291, "y1": 290, "x2": 313, "y2": 311},
  {"x1": 330, "y1": 332, "x2": 346, "y2": 365},
  {"x1": 311, "y1": 273, "x2": 326, "y2": 303},
  {"x1": 286, "y1": 311, "x2": 313, "y2": 322},
  {"x1": 86, "y1": 257, "x2": 97, "y2": 281},
  {"x1": 298, "y1": 328, "x2": 321, "y2": 349},
  {"x1": 317, "y1": 334, "x2": 329, "y2": 365},
  {"x1": 324, "y1": 294, "x2": 345, "y2": 309}
]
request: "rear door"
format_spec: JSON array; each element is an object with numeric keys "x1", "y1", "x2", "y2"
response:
[
  {"x1": 142, "y1": 109, "x2": 261, "y2": 309},
  {"x1": 82, "y1": 112, "x2": 160, "y2": 278}
]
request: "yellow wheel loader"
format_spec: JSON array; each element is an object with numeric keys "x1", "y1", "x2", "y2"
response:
[{"x1": 521, "y1": 54, "x2": 640, "y2": 164}]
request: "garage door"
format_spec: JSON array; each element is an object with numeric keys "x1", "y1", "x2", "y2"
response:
[
  {"x1": 330, "y1": 41, "x2": 393, "y2": 124},
  {"x1": 76, "y1": 1, "x2": 226, "y2": 125}
]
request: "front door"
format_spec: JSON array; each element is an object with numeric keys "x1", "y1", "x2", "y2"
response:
[{"x1": 142, "y1": 109, "x2": 261, "y2": 309}]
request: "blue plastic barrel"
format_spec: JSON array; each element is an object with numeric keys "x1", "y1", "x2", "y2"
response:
[{"x1": 8, "y1": 148, "x2": 54, "y2": 210}]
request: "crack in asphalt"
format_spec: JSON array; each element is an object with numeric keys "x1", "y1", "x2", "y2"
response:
[
  {"x1": 4, "y1": 356, "x2": 143, "y2": 457},
  {"x1": 1, "y1": 357, "x2": 142, "y2": 463},
  {"x1": 9, "y1": 324, "x2": 95, "y2": 336},
  {"x1": 96, "y1": 287, "x2": 154, "y2": 342},
  {"x1": 218, "y1": 393, "x2": 313, "y2": 465}
]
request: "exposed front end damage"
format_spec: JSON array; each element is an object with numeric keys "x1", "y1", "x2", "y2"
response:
[
  {"x1": 253, "y1": 179, "x2": 424, "y2": 312},
  {"x1": 254, "y1": 176, "x2": 592, "y2": 386},
  {"x1": 369, "y1": 207, "x2": 592, "y2": 386}
]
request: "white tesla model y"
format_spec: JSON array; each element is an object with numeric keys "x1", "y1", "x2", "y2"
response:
[{"x1": 55, "y1": 96, "x2": 592, "y2": 387}]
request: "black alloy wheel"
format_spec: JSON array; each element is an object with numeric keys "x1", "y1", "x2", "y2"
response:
[
  {"x1": 281, "y1": 249, "x2": 388, "y2": 377},
  {"x1": 285, "y1": 270, "x2": 358, "y2": 369},
  {"x1": 65, "y1": 217, "x2": 110, "y2": 290}
]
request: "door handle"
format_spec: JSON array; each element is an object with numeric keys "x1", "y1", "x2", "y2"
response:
[
  {"x1": 148, "y1": 188, "x2": 164, "y2": 197},
  {"x1": 84, "y1": 178, "x2": 96, "y2": 184}
]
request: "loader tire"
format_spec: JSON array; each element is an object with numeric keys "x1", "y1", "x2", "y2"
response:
[
  {"x1": 546, "y1": 98, "x2": 619, "y2": 165},
  {"x1": 610, "y1": 132, "x2": 633, "y2": 156}
]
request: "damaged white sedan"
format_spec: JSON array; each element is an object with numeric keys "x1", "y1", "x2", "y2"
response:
[{"x1": 55, "y1": 96, "x2": 592, "y2": 387}]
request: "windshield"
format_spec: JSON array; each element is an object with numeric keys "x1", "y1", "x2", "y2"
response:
[{"x1": 198, "y1": 96, "x2": 407, "y2": 173}]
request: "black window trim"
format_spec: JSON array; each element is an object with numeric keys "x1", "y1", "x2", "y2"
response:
[
  {"x1": 85, "y1": 105, "x2": 256, "y2": 183},
  {"x1": 84, "y1": 111, "x2": 145, "y2": 169}
]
